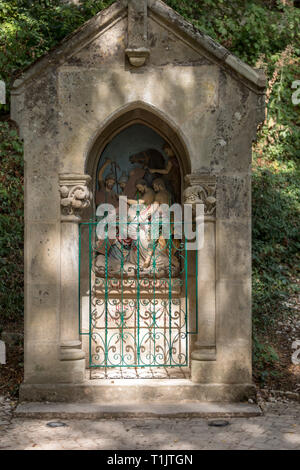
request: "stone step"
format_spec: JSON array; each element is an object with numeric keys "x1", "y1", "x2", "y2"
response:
[
  {"x1": 15, "y1": 402, "x2": 262, "y2": 419},
  {"x1": 19, "y1": 380, "x2": 256, "y2": 404}
]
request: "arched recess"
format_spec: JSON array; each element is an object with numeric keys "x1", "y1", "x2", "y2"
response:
[
  {"x1": 80, "y1": 103, "x2": 195, "y2": 372},
  {"x1": 85, "y1": 102, "x2": 191, "y2": 206}
]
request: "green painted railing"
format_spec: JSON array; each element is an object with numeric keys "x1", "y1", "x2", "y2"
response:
[{"x1": 79, "y1": 217, "x2": 198, "y2": 368}]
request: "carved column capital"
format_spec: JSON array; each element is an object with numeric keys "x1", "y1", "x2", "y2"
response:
[
  {"x1": 59, "y1": 174, "x2": 91, "y2": 222},
  {"x1": 184, "y1": 173, "x2": 217, "y2": 218}
]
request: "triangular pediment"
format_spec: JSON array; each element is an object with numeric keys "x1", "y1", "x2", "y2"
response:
[
  {"x1": 12, "y1": 0, "x2": 265, "y2": 91},
  {"x1": 66, "y1": 13, "x2": 210, "y2": 68}
]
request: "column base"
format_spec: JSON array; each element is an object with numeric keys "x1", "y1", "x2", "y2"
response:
[
  {"x1": 23, "y1": 357, "x2": 86, "y2": 386},
  {"x1": 191, "y1": 347, "x2": 216, "y2": 361},
  {"x1": 60, "y1": 341, "x2": 86, "y2": 361}
]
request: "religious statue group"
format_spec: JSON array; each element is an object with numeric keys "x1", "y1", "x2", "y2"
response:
[{"x1": 94, "y1": 144, "x2": 181, "y2": 277}]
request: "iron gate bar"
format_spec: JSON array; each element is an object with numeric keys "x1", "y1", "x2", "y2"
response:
[
  {"x1": 78, "y1": 223, "x2": 82, "y2": 337},
  {"x1": 79, "y1": 217, "x2": 198, "y2": 368},
  {"x1": 137, "y1": 207, "x2": 140, "y2": 365},
  {"x1": 88, "y1": 223, "x2": 92, "y2": 367},
  {"x1": 168, "y1": 226, "x2": 172, "y2": 366}
]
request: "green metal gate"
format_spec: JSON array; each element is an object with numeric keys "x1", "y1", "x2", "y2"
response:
[{"x1": 79, "y1": 215, "x2": 197, "y2": 369}]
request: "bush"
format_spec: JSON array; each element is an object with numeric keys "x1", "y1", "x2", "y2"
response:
[
  {"x1": 165, "y1": 0, "x2": 300, "y2": 64},
  {"x1": 0, "y1": 0, "x2": 115, "y2": 113},
  {"x1": 0, "y1": 120, "x2": 24, "y2": 322}
]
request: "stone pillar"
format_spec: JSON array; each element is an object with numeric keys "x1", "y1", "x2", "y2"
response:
[
  {"x1": 59, "y1": 174, "x2": 91, "y2": 381},
  {"x1": 184, "y1": 175, "x2": 217, "y2": 369}
]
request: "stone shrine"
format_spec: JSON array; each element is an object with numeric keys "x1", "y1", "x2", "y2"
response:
[{"x1": 11, "y1": 0, "x2": 266, "y2": 403}]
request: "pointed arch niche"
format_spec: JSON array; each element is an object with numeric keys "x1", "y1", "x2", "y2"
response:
[
  {"x1": 85, "y1": 103, "x2": 191, "y2": 206},
  {"x1": 79, "y1": 104, "x2": 196, "y2": 376}
]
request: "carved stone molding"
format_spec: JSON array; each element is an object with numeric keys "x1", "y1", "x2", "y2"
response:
[
  {"x1": 184, "y1": 174, "x2": 217, "y2": 217},
  {"x1": 125, "y1": 47, "x2": 150, "y2": 67},
  {"x1": 60, "y1": 340, "x2": 85, "y2": 362},
  {"x1": 126, "y1": 0, "x2": 150, "y2": 67},
  {"x1": 59, "y1": 174, "x2": 91, "y2": 221}
]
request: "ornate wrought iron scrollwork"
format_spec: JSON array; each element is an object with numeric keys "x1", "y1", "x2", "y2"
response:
[{"x1": 80, "y1": 219, "x2": 189, "y2": 369}]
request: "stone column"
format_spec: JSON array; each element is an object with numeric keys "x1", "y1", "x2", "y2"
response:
[
  {"x1": 59, "y1": 174, "x2": 91, "y2": 380},
  {"x1": 184, "y1": 174, "x2": 217, "y2": 364}
]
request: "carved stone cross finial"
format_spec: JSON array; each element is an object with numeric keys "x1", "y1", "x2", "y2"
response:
[{"x1": 126, "y1": 0, "x2": 150, "y2": 67}]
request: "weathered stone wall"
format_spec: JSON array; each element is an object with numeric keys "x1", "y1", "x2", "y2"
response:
[{"x1": 11, "y1": 0, "x2": 265, "y2": 396}]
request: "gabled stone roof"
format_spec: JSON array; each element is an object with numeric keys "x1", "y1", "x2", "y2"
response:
[{"x1": 12, "y1": 0, "x2": 266, "y2": 91}]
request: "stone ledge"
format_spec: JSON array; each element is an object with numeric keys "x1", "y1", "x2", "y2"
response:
[
  {"x1": 19, "y1": 381, "x2": 256, "y2": 404},
  {"x1": 15, "y1": 402, "x2": 262, "y2": 419}
]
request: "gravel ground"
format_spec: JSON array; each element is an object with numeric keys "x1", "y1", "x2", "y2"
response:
[{"x1": 0, "y1": 398, "x2": 299, "y2": 450}]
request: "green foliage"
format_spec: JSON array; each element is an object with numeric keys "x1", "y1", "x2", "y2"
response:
[
  {"x1": 164, "y1": 0, "x2": 300, "y2": 64},
  {"x1": 0, "y1": 0, "x2": 299, "y2": 113},
  {"x1": 251, "y1": 33, "x2": 300, "y2": 382},
  {"x1": 0, "y1": 120, "x2": 24, "y2": 321},
  {"x1": 0, "y1": 0, "x2": 115, "y2": 113},
  {"x1": 0, "y1": 0, "x2": 299, "y2": 383},
  {"x1": 253, "y1": 333, "x2": 280, "y2": 384},
  {"x1": 252, "y1": 163, "x2": 300, "y2": 322}
]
